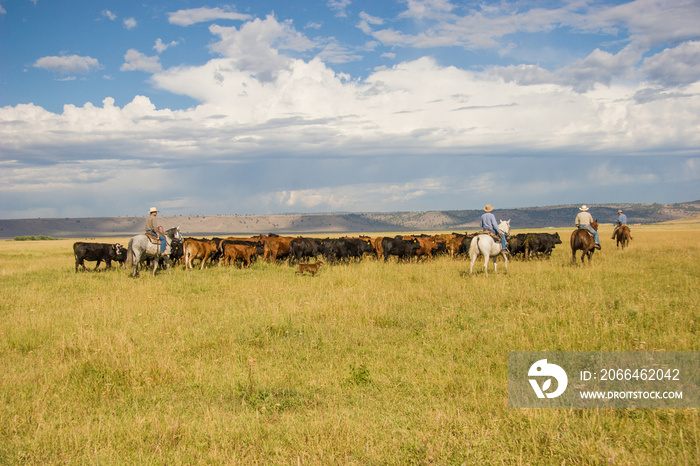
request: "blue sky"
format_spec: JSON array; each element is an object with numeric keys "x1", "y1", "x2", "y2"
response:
[{"x1": 1, "y1": 0, "x2": 699, "y2": 219}]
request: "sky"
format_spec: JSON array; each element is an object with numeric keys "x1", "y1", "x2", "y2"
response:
[{"x1": 1, "y1": 0, "x2": 699, "y2": 219}]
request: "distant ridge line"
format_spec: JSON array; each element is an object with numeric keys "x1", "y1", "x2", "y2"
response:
[{"x1": 1, "y1": 201, "x2": 698, "y2": 238}]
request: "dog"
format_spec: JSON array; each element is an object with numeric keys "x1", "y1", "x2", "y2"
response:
[{"x1": 296, "y1": 261, "x2": 324, "y2": 276}]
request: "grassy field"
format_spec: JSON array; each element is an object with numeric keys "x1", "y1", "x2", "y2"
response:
[{"x1": 1, "y1": 226, "x2": 698, "y2": 464}]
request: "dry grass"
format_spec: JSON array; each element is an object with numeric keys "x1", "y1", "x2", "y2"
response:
[{"x1": 0, "y1": 226, "x2": 699, "y2": 464}]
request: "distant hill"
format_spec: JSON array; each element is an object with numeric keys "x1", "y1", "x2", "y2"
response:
[{"x1": 1, "y1": 201, "x2": 698, "y2": 239}]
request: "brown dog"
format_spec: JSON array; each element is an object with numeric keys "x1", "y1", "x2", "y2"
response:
[{"x1": 296, "y1": 261, "x2": 324, "y2": 276}]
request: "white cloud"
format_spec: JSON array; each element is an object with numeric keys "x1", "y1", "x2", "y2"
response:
[
  {"x1": 123, "y1": 17, "x2": 137, "y2": 30},
  {"x1": 640, "y1": 41, "x2": 700, "y2": 86},
  {"x1": 328, "y1": 0, "x2": 352, "y2": 18},
  {"x1": 4, "y1": 9, "x2": 700, "y2": 218},
  {"x1": 168, "y1": 7, "x2": 252, "y2": 26},
  {"x1": 154, "y1": 38, "x2": 179, "y2": 53},
  {"x1": 206, "y1": 16, "x2": 317, "y2": 82},
  {"x1": 101, "y1": 9, "x2": 116, "y2": 21},
  {"x1": 267, "y1": 177, "x2": 451, "y2": 211},
  {"x1": 120, "y1": 49, "x2": 162, "y2": 73},
  {"x1": 33, "y1": 55, "x2": 101, "y2": 74}
]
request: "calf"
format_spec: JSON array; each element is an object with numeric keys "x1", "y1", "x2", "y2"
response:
[
  {"x1": 221, "y1": 243, "x2": 258, "y2": 268},
  {"x1": 73, "y1": 242, "x2": 123, "y2": 272},
  {"x1": 218, "y1": 238, "x2": 264, "y2": 266},
  {"x1": 296, "y1": 261, "x2": 324, "y2": 276}
]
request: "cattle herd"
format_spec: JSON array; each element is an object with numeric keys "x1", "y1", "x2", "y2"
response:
[{"x1": 72, "y1": 231, "x2": 563, "y2": 273}]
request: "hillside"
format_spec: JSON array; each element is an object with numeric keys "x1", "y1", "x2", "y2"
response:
[{"x1": 1, "y1": 201, "x2": 698, "y2": 239}]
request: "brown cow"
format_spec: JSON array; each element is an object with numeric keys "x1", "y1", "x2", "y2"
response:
[
  {"x1": 402, "y1": 235, "x2": 438, "y2": 259},
  {"x1": 183, "y1": 238, "x2": 218, "y2": 270},
  {"x1": 433, "y1": 233, "x2": 464, "y2": 258},
  {"x1": 259, "y1": 234, "x2": 293, "y2": 263},
  {"x1": 222, "y1": 243, "x2": 258, "y2": 268},
  {"x1": 372, "y1": 236, "x2": 384, "y2": 260}
]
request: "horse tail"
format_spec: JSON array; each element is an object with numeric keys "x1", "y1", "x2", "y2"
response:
[
  {"x1": 125, "y1": 238, "x2": 134, "y2": 269},
  {"x1": 468, "y1": 236, "x2": 480, "y2": 257}
]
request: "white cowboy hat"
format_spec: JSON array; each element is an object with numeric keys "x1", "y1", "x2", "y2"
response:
[
  {"x1": 149, "y1": 207, "x2": 159, "y2": 213},
  {"x1": 579, "y1": 205, "x2": 589, "y2": 211},
  {"x1": 617, "y1": 209, "x2": 623, "y2": 213},
  {"x1": 483, "y1": 204, "x2": 494, "y2": 212}
]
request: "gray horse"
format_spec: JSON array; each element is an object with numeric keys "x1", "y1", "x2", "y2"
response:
[{"x1": 125, "y1": 226, "x2": 182, "y2": 277}]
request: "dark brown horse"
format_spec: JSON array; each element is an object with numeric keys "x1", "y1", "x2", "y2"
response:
[
  {"x1": 612, "y1": 225, "x2": 631, "y2": 249},
  {"x1": 570, "y1": 220, "x2": 598, "y2": 264}
]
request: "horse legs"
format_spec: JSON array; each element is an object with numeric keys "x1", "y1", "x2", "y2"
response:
[
  {"x1": 132, "y1": 254, "x2": 140, "y2": 278},
  {"x1": 469, "y1": 253, "x2": 478, "y2": 274},
  {"x1": 483, "y1": 254, "x2": 490, "y2": 276}
]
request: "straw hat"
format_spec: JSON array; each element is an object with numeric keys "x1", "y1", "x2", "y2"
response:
[
  {"x1": 483, "y1": 204, "x2": 494, "y2": 212},
  {"x1": 149, "y1": 207, "x2": 159, "y2": 213},
  {"x1": 579, "y1": 205, "x2": 589, "y2": 211},
  {"x1": 618, "y1": 209, "x2": 623, "y2": 213}
]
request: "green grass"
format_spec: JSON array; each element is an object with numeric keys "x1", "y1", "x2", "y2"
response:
[{"x1": 1, "y1": 227, "x2": 699, "y2": 464}]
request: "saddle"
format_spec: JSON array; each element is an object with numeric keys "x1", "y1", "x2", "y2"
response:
[
  {"x1": 478, "y1": 231, "x2": 502, "y2": 242},
  {"x1": 145, "y1": 232, "x2": 160, "y2": 244}
]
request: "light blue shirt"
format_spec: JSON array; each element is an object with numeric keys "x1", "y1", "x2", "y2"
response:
[
  {"x1": 480, "y1": 212, "x2": 499, "y2": 233},
  {"x1": 617, "y1": 213, "x2": 628, "y2": 225}
]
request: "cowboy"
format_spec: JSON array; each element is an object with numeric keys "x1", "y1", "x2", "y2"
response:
[
  {"x1": 145, "y1": 207, "x2": 166, "y2": 253},
  {"x1": 575, "y1": 205, "x2": 601, "y2": 250},
  {"x1": 611, "y1": 209, "x2": 628, "y2": 239},
  {"x1": 480, "y1": 204, "x2": 508, "y2": 252}
]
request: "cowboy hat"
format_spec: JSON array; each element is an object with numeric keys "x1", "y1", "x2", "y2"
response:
[
  {"x1": 483, "y1": 204, "x2": 494, "y2": 212},
  {"x1": 149, "y1": 207, "x2": 159, "y2": 213},
  {"x1": 617, "y1": 209, "x2": 623, "y2": 213},
  {"x1": 579, "y1": 205, "x2": 589, "y2": 211}
]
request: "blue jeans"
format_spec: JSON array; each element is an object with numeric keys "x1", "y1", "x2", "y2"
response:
[
  {"x1": 579, "y1": 225, "x2": 599, "y2": 244},
  {"x1": 149, "y1": 230, "x2": 167, "y2": 253},
  {"x1": 484, "y1": 230, "x2": 508, "y2": 250}
]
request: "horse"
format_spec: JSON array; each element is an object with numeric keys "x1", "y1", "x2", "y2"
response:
[
  {"x1": 125, "y1": 226, "x2": 182, "y2": 277},
  {"x1": 612, "y1": 225, "x2": 631, "y2": 249},
  {"x1": 469, "y1": 220, "x2": 510, "y2": 275},
  {"x1": 570, "y1": 220, "x2": 598, "y2": 264}
]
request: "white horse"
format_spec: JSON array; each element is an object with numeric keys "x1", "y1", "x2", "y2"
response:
[
  {"x1": 469, "y1": 220, "x2": 510, "y2": 275},
  {"x1": 125, "y1": 226, "x2": 182, "y2": 277}
]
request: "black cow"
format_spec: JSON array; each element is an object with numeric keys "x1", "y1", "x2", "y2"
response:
[
  {"x1": 290, "y1": 237, "x2": 321, "y2": 263},
  {"x1": 318, "y1": 238, "x2": 343, "y2": 263},
  {"x1": 169, "y1": 239, "x2": 184, "y2": 265},
  {"x1": 73, "y1": 242, "x2": 123, "y2": 272},
  {"x1": 507, "y1": 234, "x2": 529, "y2": 259},
  {"x1": 114, "y1": 244, "x2": 128, "y2": 266},
  {"x1": 341, "y1": 237, "x2": 374, "y2": 260},
  {"x1": 381, "y1": 236, "x2": 421, "y2": 262},
  {"x1": 524, "y1": 232, "x2": 562, "y2": 259},
  {"x1": 150, "y1": 239, "x2": 184, "y2": 268},
  {"x1": 319, "y1": 237, "x2": 374, "y2": 263}
]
